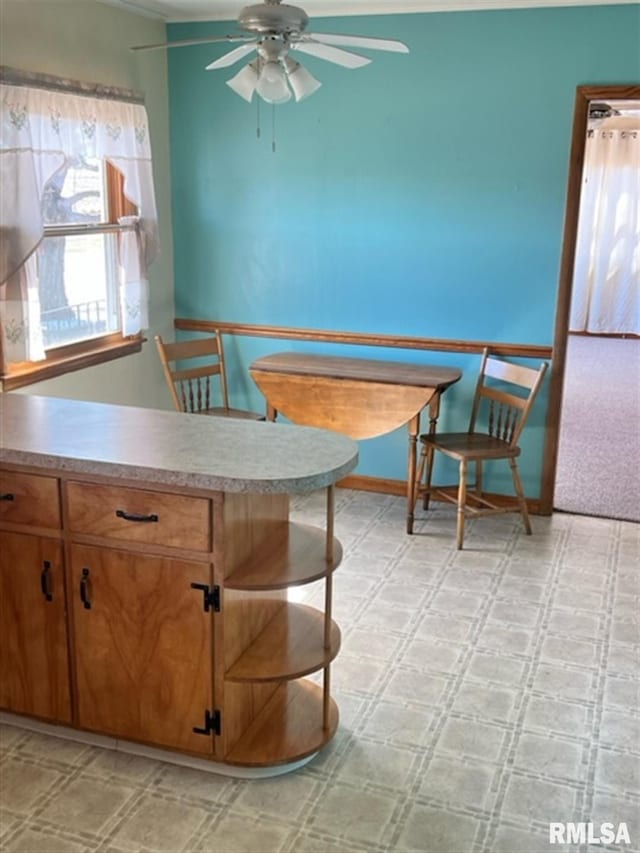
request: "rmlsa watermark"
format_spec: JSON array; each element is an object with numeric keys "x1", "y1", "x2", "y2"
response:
[{"x1": 549, "y1": 822, "x2": 631, "y2": 845}]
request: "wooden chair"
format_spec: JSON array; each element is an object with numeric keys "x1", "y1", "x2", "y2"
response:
[
  {"x1": 415, "y1": 348, "x2": 548, "y2": 549},
  {"x1": 155, "y1": 333, "x2": 264, "y2": 421}
]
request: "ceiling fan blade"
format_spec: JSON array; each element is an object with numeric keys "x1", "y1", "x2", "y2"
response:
[
  {"x1": 292, "y1": 42, "x2": 372, "y2": 69},
  {"x1": 206, "y1": 43, "x2": 257, "y2": 70},
  {"x1": 304, "y1": 33, "x2": 409, "y2": 54},
  {"x1": 226, "y1": 61, "x2": 260, "y2": 102},
  {"x1": 131, "y1": 34, "x2": 254, "y2": 52}
]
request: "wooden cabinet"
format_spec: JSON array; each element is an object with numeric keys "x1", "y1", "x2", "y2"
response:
[
  {"x1": 1, "y1": 467, "x2": 344, "y2": 770},
  {"x1": 0, "y1": 470, "x2": 61, "y2": 529},
  {"x1": 66, "y1": 481, "x2": 210, "y2": 551},
  {"x1": 69, "y1": 544, "x2": 213, "y2": 754},
  {"x1": 0, "y1": 531, "x2": 71, "y2": 723}
]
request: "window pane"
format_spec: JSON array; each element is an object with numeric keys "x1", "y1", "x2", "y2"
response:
[
  {"x1": 42, "y1": 157, "x2": 107, "y2": 225},
  {"x1": 38, "y1": 233, "x2": 120, "y2": 349}
]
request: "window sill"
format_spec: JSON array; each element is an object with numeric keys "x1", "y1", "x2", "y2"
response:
[{"x1": 1, "y1": 335, "x2": 144, "y2": 391}]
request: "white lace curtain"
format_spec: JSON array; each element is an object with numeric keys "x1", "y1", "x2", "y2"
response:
[
  {"x1": 0, "y1": 72, "x2": 159, "y2": 361},
  {"x1": 570, "y1": 117, "x2": 640, "y2": 334}
]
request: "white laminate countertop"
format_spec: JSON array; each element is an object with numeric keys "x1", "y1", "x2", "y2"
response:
[{"x1": 0, "y1": 394, "x2": 359, "y2": 494}]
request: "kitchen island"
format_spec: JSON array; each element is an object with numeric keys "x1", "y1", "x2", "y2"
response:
[{"x1": 0, "y1": 394, "x2": 358, "y2": 774}]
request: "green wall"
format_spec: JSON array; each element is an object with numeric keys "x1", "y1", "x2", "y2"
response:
[{"x1": 166, "y1": 4, "x2": 639, "y2": 494}]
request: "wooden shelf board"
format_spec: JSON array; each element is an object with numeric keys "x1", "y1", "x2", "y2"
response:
[
  {"x1": 224, "y1": 679, "x2": 338, "y2": 766},
  {"x1": 226, "y1": 603, "x2": 340, "y2": 682},
  {"x1": 225, "y1": 522, "x2": 342, "y2": 590}
]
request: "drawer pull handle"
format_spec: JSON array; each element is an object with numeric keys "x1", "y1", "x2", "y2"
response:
[
  {"x1": 0, "y1": 493, "x2": 15, "y2": 501},
  {"x1": 41, "y1": 561, "x2": 53, "y2": 602},
  {"x1": 80, "y1": 568, "x2": 92, "y2": 610},
  {"x1": 116, "y1": 509, "x2": 159, "y2": 523}
]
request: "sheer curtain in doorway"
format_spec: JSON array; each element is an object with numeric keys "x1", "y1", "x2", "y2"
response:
[{"x1": 570, "y1": 118, "x2": 639, "y2": 335}]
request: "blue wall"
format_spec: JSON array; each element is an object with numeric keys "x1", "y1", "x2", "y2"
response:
[{"x1": 168, "y1": 4, "x2": 640, "y2": 493}]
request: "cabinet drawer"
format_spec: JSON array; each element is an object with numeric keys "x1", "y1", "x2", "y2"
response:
[
  {"x1": 66, "y1": 482, "x2": 211, "y2": 551},
  {"x1": 0, "y1": 471, "x2": 61, "y2": 529}
]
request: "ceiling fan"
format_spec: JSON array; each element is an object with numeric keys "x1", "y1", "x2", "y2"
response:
[{"x1": 132, "y1": 0, "x2": 409, "y2": 105}]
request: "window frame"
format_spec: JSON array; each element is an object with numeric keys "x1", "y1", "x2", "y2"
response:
[{"x1": 1, "y1": 162, "x2": 143, "y2": 391}]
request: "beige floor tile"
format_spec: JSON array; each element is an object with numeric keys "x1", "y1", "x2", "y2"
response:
[
  {"x1": 395, "y1": 804, "x2": 481, "y2": 853},
  {"x1": 232, "y1": 773, "x2": 317, "y2": 819},
  {"x1": 522, "y1": 695, "x2": 590, "y2": 738},
  {"x1": 14, "y1": 732, "x2": 90, "y2": 766},
  {"x1": 595, "y1": 748, "x2": 640, "y2": 794},
  {"x1": 491, "y1": 824, "x2": 573, "y2": 853},
  {"x1": 111, "y1": 793, "x2": 210, "y2": 851},
  {"x1": 382, "y1": 669, "x2": 448, "y2": 707},
  {"x1": 335, "y1": 739, "x2": 418, "y2": 790},
  {"x1": 435, "y1": 718, "x2": 507, "y2": 762},
  {"x1": 512, "y1": 733, "x2": 586, "y2": 781},
  {"x1": 400, "y1": 637, "x2": 462, "y2": 675},
  {"x1": 194, "y1": 813, "x2": 292, "y2": 853},
  {"x1": 0, "y1": 725, "x2": 25, "y2": 752},
  {"x1": 39, "y1": 776, "x2": 135, "y2": 836},
  {"x1": 452, "y1": 681, "x2": 519, "y2": 723},
  {"x1": 418, "y1": 756, "x2": 498, "y2": 810},
  {"x1": 4, "y1": 826, "x2": 90, "y2": 853},
  {"x1": 501, "y1": 774, "x2": 578, "y2": 822},
  {"x1": 466, "y1": 652, "x2": 527, "y2": 686},
  {"x1": 309, "y1": 783, "x2": 398, "y2": 846},
  {"x1": 0, "y1": 759, "x2": 62, "y2": 813},
  {"x1": 361, "y1": 701, "x2": 435, "y2": 747},
  {"x1": 531, "y1": 663, "x2": 596, "y2": 701},
  {"x1": 83, "y1": 749, "x2": 160, "y2": 784}
]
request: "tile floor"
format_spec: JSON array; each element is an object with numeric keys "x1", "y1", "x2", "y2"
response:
[{"x1": 0, "y1": 489, "x2": 638, "y2": 853}]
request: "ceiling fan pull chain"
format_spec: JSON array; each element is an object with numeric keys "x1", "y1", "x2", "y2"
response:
[
  {"x1": 256, "y1": 96, "x2": 261, "y2": 139},
  {"x1": 272, "y1": 103, "x2": 277, "y2": 153}
]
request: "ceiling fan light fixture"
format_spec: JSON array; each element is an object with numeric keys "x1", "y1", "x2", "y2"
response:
[
  {"x1": 226, "y1": 61, "x2": 260, "y2": 102},
  {"x1": 284, "y1": 58, "x2": 321, "y2": 102},
  {"x1": 256, "y1": 60, "x2": 291, "y2": 104}
]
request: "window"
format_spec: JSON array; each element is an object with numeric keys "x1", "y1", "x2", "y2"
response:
[
  {"x1": 39, "y1": 158, "x2": 138, "y2": 349},
  {"x1": 0, "y1": 69, "x2": 159, "y2": 390}
]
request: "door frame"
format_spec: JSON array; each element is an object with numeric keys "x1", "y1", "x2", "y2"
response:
[{"x1": 539, "y1": 83, "x2": 640, "y2": 514}]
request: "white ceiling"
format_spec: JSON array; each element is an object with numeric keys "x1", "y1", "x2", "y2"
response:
[{"x1": 97, "y1": 0, "x2": 639, "y2": 22}]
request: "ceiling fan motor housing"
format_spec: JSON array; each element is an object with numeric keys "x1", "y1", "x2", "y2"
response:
[{"x1": 238, "y1": 3, "x2": 310, "y2": 35}]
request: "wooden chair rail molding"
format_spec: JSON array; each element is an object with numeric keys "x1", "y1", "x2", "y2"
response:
[
  {"x1": 175, "y1": 319, "x2": 553, "y2": 514},
  {"x1": 174, "y1": 319, "x2": 552, "y2": 361}
]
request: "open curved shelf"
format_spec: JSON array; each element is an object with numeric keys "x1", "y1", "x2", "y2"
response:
[
  {"x1": 225, "y1": 522, "x2": 342, "y2": 590},
  {"x1": 226, "y1": 603, "x2": 340, "y2": 682},
  {"x1": 224, "y1": 679, "x2": 339, "y2": 767}
]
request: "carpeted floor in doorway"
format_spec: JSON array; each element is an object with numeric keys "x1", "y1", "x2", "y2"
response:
[{"x1": 555, "y1": 334, "x2": 640, "y2": 522}]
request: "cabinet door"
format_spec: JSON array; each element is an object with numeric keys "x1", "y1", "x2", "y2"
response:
[
  {"x1": 0, "y1": 532, "x2": 71, "y2": 722},
  {"x1": 70, "y1": 545, "x2": 213, "y2": 755}
]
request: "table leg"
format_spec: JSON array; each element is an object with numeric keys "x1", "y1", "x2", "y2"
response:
[
  {"x1": 406, "y1": 412, "x2": 420, "y2": 535},
  {"x1": 423, "y1": 393, "x2": 442, "y2": 511},
  {"x1": 266, "y1": 403, "x2": 278, "y2": 422}
]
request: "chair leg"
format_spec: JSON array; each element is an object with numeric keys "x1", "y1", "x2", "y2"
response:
[
  {"x1": 456, "y1": 459, "x2": 468, "y2": 550},
  {"x1": 423, "y1": 444, "x2": 435, "y2": 511},
  {"x1": 509, "y1": 457, "x2": 532, "y2": 535},
  {"x1": 476, "y1": 460, "x2": 483, "y2": 498},
  {"x1": 411, "y1": 444, "x2": 427, "y2": 531}
]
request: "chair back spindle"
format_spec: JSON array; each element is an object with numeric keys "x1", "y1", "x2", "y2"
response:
[
  {"x1": 469, "y1": 353, "x2": 547, "y2": 447},
  {"x1": 155, "y1": 333, "x2": 263, "y2": 422}
]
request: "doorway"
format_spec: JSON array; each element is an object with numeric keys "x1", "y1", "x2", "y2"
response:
[{"x1": 540, "y1": 84, "x2": 640, "y2": 520}]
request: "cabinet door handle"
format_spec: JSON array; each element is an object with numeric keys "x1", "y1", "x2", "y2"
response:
[
  {"x1": 41, "y1": 561, "x2": 53, "y2": 602},
  {"x1": 0, "y1": 493, "x2": 15, "y2": 501},
  {"x1": 115, "y1": 509, "x2": 159, "y2": 523},
  {"x1": 80, "y1": 568, "x2": 92, "y2": 610}
]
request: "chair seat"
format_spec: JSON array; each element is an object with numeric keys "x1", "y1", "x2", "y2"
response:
[
  {"x1": 202, "y1": 407, "x2": 265, "y2": 421},
  {"x1": 421, "y1": 432, "x2": 521, "y2": 460}
]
